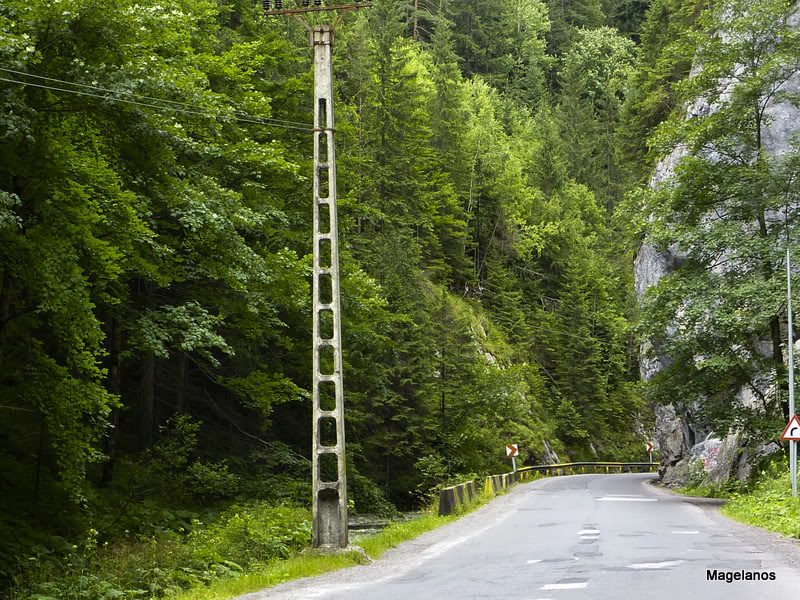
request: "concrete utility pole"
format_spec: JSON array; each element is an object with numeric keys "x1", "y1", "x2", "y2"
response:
[{"x1": 263, "y1": 0, "x2": 371, "y2": 550}]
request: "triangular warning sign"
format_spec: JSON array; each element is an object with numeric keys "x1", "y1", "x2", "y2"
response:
[{"x1": 780, "y1": 415, "x2": 800, "y2": 441}]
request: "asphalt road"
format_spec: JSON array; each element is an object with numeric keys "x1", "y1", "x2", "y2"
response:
[{"x1": 241, "y1": 473, "x2": 800, "y2": 599}]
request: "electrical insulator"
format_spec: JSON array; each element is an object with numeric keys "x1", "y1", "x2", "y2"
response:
[
  {"x1": 274, "y1": 0, "x2": 282, "y2": 8},
  {"x1": 314, "y1": 0, "x2": 322, "y2": 5},
  {"x1": 263, "y1": 0, "x2": 271, "y2": 9},
  {"x1": 302, "y1": 0, "x2": 310, "y2": 5}
]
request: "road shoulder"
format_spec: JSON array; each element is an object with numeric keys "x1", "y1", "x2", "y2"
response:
[{"x1": 646, "y1": 479, "x2": 800, "y2": 572}]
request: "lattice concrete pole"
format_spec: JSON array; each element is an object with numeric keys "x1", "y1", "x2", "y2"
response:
[{"x1": 311, "y1": 24, "x2": 348, "y2": 549}]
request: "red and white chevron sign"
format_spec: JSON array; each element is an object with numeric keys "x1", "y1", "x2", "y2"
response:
[{"x1": 506, "y1": 443, "x2": 519, "y2": 457}]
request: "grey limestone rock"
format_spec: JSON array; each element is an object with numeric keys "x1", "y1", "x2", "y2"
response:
[
  {"x1": 634, "y1": 18, "x2": 800, "y2": 487},
  {"x1": 542, "y1": 440, "x2": 561, "y2": 465}
]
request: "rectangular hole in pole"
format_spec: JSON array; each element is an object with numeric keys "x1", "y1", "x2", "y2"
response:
[
  {"x1": 319, "y1": 239, "x2": 332, "y2": 270},
  {"x1": 319, "y1": 273, "x2": 332, "y2": 304},
  {"x1": 319, "y1": 417, "x2": 337, "y2": 447},
  {"x1": 319, "y1": 132, "x2": 328, "y2": 163},
  {"x1": 318, "y1": 202, "x2": 330, "y2": 234},
  {"x1": 319, "y1": 380, "x2": 336, "y2": 411},
  {"x1": 318, "y1": 98, "x2": 327, "y2": 129},
  {"x1": 319, "y1": 309, "x2": 333, "y2": 340},
  {"x1": 319, "y1": 452, "x2": 338, "y2": 483},
  {"x1": 318, "y1": 166, "x2": 329, "y2": 199},
  {"x1": 319, "y1": 344, "x2": 335, "y2": 376}
]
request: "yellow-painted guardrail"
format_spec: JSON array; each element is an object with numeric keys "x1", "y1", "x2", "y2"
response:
[{"x1": 437, "y1": 462, "x2": 657, "y2": 516}]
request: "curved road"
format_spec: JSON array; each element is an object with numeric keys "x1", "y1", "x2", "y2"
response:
[{"x1": 241, "y1": 473, "x2": 800, "y2": 599}]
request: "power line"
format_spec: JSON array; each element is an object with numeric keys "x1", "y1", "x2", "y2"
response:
[
  {"x1": 0, "y1": 66, "x2": 312, "y2": 129},
  {"x1": 0, "y1": 75, "x2": 315, "y2": 132}
]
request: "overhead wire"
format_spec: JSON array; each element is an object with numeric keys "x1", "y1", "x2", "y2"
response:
[
  {"x1": 0, "y1": 66, "x2": 312, "y2": 128},
  {"x1": 0, "y1": 69, "x2": 315, "y2": 132}
]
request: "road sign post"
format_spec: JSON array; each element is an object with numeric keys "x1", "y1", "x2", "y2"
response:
[
  {"x1": 787, "y1": 248, "x2": 797, "y2": 498},
  {"x1": 780, "y1": 415, "x2": 800, "y2": 498},
  {"x1": 506, "y1": 443, "x2": 519, "y2": 472}
]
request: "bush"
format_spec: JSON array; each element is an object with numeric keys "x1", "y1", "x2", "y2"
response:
[
  {"x1": 10, "y1": 503, "x2": 312, "y2": 600},
  {"x1": 347, "y1": 468, "x2": 398, "y2": 517},
  {"x1": 190, "y1": 503, "x2": 311, "y2": 567}
]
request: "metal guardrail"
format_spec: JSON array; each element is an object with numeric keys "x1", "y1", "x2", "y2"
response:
[
  {"x1": 518, "y1": 462, "x2": 657, "y2": 475},
  {"x1": 437, "y1": 462, "x2": 658, "y2": 516}
]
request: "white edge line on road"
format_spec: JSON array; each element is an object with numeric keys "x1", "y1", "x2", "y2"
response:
[
  {"x1": 671, "y1": 530, "x2": 700, "y2": 534},
  {"x1": 527, "y1": 559, "x2": 543, "y2": 564},
  {"x1": 541, "y1": 583, "x2": 588, "y2": 590},
  {"x1": 297, "y1": 491, "x2": 522, "y2": 598}
]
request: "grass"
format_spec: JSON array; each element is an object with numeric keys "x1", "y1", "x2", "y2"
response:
[
  {"x1": 170, "y1": 552, "x2": 368, "y2": 600},
  {"x1": 673, "y1": 483, "x2": 733, "y2": 499},
  {"x1": 670, "y1": 460, "x2": 800, "y2": 538},
  {"x1": 721, "y1": 465, "x2": 800, "y2": 538},
  {"x1": 172, "y1": 488, "x2": 499, "y2": 600}
]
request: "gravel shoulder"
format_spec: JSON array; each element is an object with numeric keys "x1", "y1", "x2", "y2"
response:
[
  {"x1": 234, "y1": 477, "x2": 554, "y2": 600},
  {"x1": 648, "y1": 481, "x2": 800, "y2": 572}
]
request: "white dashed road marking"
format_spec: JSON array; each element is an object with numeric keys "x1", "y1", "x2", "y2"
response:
[
  {"x1": 628, "y1": 560, "x2": 684, "y2": 569},
  {"x1": 541, "y1": 583, "x2": 589, "y2": 590},
  {"x1": 578, "y1": 529, "x2": 600, "y2": 535},
  {"x1": 671, "y1": 530, "x2": 700, "y2": 535},
  {"x1": 596, "y1": 497, "x2": 657, "y2": 502}
]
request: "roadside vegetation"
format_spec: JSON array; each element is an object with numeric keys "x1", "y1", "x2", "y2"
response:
[
  {"x1": 8, "y1": 474, "x2": 498, "y2": 600},
  {"x1": 673, "y1": 457, "x2": 800, "y2": 539},
  {"x1": 722, "y1": 460, "x2": 800, "y2": 538},
  {"x1": 172, "y1": 497, "x2": 498, "y2": 600}
]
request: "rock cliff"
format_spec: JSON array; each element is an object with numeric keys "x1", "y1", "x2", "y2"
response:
[{"x1": 634, "y1": 39, "x2": 800, "y2": 487}]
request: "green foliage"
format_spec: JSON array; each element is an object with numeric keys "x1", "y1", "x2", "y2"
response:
[
  {"x1": 619, "y1": 0, "x2": 703, "y2": 178},
  {"x1": 723, "y1": 458, "x2": 800, "y2": 537},
  {"x1": 191, "y1": 503, "x2": 311, "y2": 566},
  {"x1": 637, "y1": 0, "x2": 800, "y2": 435},
  {"x1": 2, "y1": 0, "x2": 648, "y2": 594},
  {"x1": 12, "y1": 504, "x2": 311, "y2": 600}
]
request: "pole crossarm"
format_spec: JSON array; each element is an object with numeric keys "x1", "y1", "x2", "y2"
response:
[{"x1": 264, "y1": 3, "x2": 372, "y2": 16}]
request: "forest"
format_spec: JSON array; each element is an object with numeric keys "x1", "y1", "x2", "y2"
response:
[{"x1": 4, "y1": 0, "x2": 797, "y2": 596}]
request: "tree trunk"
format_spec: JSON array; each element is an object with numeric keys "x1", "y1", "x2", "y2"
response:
[
  {"x1": 413, "y1": 0, "x2": 418, "y2": 40},
  {"x1": 176, "y1": 352, "x2": 187, "y2": 413},
  {"x1": 101, "y1": 316, "x2": 122, "y2": 486},
  {"x1": 33, "y1": 412, "x2": 45, "y2": 505},
  {"x1": 140, "y1": 351, "x2": 154, "y2": 450},
  {"x1": 0, "y1": 272, "x2": 11, "y2": 369}
]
